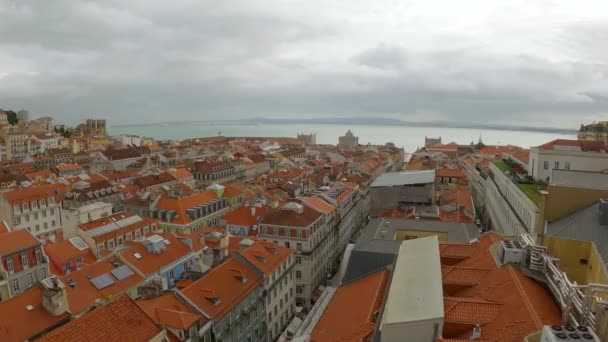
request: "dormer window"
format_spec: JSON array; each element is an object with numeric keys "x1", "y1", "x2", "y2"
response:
[{"x1": 254, "y1": 255, "x2": 266, "y2": 263}]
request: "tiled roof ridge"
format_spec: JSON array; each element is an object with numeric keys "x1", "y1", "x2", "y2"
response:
[{"x1": 507, "y1": 265, "x2": 543, "y2": 328}]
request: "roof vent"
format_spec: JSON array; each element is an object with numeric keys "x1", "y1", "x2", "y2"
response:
[
  {"x1": 26, "y1": 305, "x2": 34, "y2": 311},
  {"x1": 134, "y1": 253, "x2": 143, "y2": 260}
]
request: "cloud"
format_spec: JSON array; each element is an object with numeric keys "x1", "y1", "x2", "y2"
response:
[{"x1": 0, "y1": 0, "x2": 607, "y2": 127}]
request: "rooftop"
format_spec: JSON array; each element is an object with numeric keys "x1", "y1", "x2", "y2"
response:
[
  {"x1": 311, "y1": 269, "x2": 390, "y2": 341},
  {"x1": 261, "y1": 203, "x2": 322, "y2": 228},
  {"x1": 118, "y1": 233, "x2": 193, "y2": 276},
  {"x1": 371, "y1": 170, "x2": 435, "y2": 187},
  {"x1": 38, "y1": 295, "x2": 163, "y2": 342},
  {"x1": 550, "y1": 169, "x2": 608, "y2": 190},
  {"x1": 536, "y1": 139, "x2": 608, "y2": 153},
  {"x1": 179, "y1": 255, "x2": 263, "y2": 321},
  {"x1": 136, "y1": 293, "x2": 205, "y2": 329},
  {"x1": 492, "y1": 161, "x2": 544, "y2": 204},
  {"x1": 239, "y1": 240, "x2": 293, "y2": 276},
  {"x1": 156, "y1": 190, "x2": 219, "y2": 224},
  {"x1": 0, "y1": 228, "x2": 40, "y2": 256},
  {"x1": 0, "y1": 287, "x2": 70, "y2": 342}
]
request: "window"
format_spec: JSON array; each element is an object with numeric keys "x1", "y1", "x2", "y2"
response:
[
  {"x1": 27, "y1": 273, "x2": 34, "y2": 287},
  {"x1": 143, "y1": 226, "x2": 149, "y2": 234},
  {"x1": 543, "y1": 161, "x2": 549, "y2": 170},
  {"x1": 554, "y1": 161, "x2": 560, "y2": 169},
  {"x1": 274, "y1": 306, "x2": 277, "y2": 315},
  {"x1": 273, "y1": 227, "x2": 279, "y2": 235},
  {"x1": 126, "y1": 232, "x2": 132, "y2": 241},
  {"x1": 76, "y1": 256, "x2": 82, "y2": 263},
  {"x1": 117, "y1": 237, "x2": 123, "y2": 246},
  {"x1": 31, "y1": 201, "x2": 37, "y2": 209},
  {"x1": 35, "y1": 249, "x2": 42, "y2": 264},
  {"x1": 97, "y1": 243, "x2": 105, "y2": 254},
  {"x1": 35, "y1": 224, "x2": 40, "y2": 232},
  {"x1": 33, "y1": 212, "x2": 38, "y2": 219},
  {"x1": 7, "y1": 257, "x2": 14, "y2": 272},
  {"x1": 11, "y1": 279, "x2": 19, "y2": 294},
  {"x1": 135, "y1": 230, "x2": 141, "y2": 239},
  {"x1": 285, "y1": 242, "x2": 290, "y2": 248},
  {"x1": 108, "y1": 240, "x2": 115, "y2": 249},
  {"x1": 565, "y1": 162, "x2": 571, "y2": 170},
  {"x1": 268, "y1": 313, "x2": 272, "y2": 322},
  {"x1": 25, "y1": 215, "x2": 30, "y2": 223},
  {"x1": 296, "y1": 257, "x2": 301, "y2": 264},
  {"x1": 42, "y1": 210, "x2": 47, "y2": 218},
  {"x1": 50, "y1": 208, "x2": 55, "y2": 215},
  {"x1": 21, "y1": 253, "x2": 29, "y2": 269},
  {"x1": 296, "y1": 243, "x2": 302, "y2": 251},
  {"x1": 296, "y1": 271, "x2": 301, "y2": 279},
  {"x1": 51, "y1": 220, "x2": 56, "y2": 227},
  {"x1": 49, "y1": 197, "x2": 54, "y2": 204},
  {"x1": 44, "y1": 222, "x2": 48, "y2": 230},
  {"x1": 296, "y1": 286, "x2": 303, "y2": 294}
]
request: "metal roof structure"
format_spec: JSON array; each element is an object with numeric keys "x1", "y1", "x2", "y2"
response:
[
  {"x1": 84, "y1": 215, "x2": 144, "y2": 238},
  {"x1": 371, "y1": 170, "x2": 435, "y2": 187},
  {"x1": 383, "y1": 236, "x2": 443, "y2": 326},
  {"x1": 551, "y1": 169, "x2": 608, "y2": 190}
]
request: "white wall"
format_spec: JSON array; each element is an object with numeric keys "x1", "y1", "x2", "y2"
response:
[{"x1": 529, "y1": 147, "x2": 608, "y2": 182}]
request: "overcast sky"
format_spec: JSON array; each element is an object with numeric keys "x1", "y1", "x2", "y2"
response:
[{"x1": 1, "y1": 0, "x2": 608, "y2": 127}]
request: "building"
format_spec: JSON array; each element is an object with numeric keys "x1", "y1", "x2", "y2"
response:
[
  {"x1": 143, "y1": 190, "x2": 229, "y2": 234},
  {"x1": 425, "y1": 136, "x2": 442, "y2": 148},
  {"x1": 370, "y1": 170, "x2": 436, "y2": 216},
  {"x1": 0, "y1": 226, "x2": 50, "y2": 301},
  {"x1": 259, "y1": 202, "x2": 333, "y2": 307},
  {"x1": 89, "y1": 148, "x2": 142, "y2": 172},
  {"x1": 38, "y1": 295, "x2": 165, "y2": 342},
  {"x1": 222, "y1": 203, "x2": 267, "y2": 236},
  {"x1": 528, "y1": 139, "x2": 608, "y2": 182},
  {"x1": 578, "y1": 121, "x2": 608, "y2": 143},
  {"x1": 52, "y1": 163, "x2": 83, "y2": 177},
  {"x1": 0, "y1": 125, "x2": 30, "y2": 160},
  {"x1": 484, "y1": 161, "x2": 542, "y2": 235},
  {"x1": 240, "y1": 240, "x2": 295, "y2": 340},
  {"x1": 118, "y1": 233, "x2": 197, "y2": 288},
  {"x1": 380, "y1": 236, "x2": 444, "y2": 341},
  {"x1": 297, "y1": 133, "x2": 316, "y2": 145},
  {"x1": 77, "y1": 212, "x2": 160, "y2": 257},
  {"x1": 338, "y1": 129, "x2": 359, "y2": 150},
  {"x1": 16, "y1": 109, "x2": 30, "y2": 122},
  {"x1": 0, "y1": 184, "x2": 64, "y2": 241},
  {"x1": 62, "y1": 202, "x2": 112, "y2": 239},
  {"x1": 63, "y1": 179, "x2": 122, "y2": 209},
  {"x1": 44, "y1": 236, "x2": 95, "y2": 275},
  {"x1": 192, "y1": 160, "x2": 238, "y2": 187},
  {"x1": 0, "y1": 110, "x2": 8, "y2": 126},
  {"x1": 136, "y1": 293, "x2": 209, "y2": 341},
  {"x1": 177, "y1": 254, "x2": 266, "y2": 342}
]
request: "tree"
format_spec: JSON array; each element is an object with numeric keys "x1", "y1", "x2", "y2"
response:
[{"x1": 5, "y1": 111, "x2": 18, "y2": 125}]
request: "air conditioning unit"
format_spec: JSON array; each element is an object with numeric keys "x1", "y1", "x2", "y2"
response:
[
  {"x1": 499, "y1": 240, "x2": 524, "y2": 265},
  {"x1": 541, "y1": 325, "x2": 599, "y2": 341}
]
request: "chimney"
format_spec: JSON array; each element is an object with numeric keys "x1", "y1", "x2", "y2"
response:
[
  {"x1": 41, "y1": 276, "x2": 69, "y2": 316},
  {"x1": 470, "y1": 324, "x2": 481, "y2": 340},
  {"x1": 600, "y1": 199, "x2": 608, "y2": 226}
]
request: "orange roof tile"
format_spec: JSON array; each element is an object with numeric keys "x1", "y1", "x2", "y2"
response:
[
  {"x1": 118, "y1": 233, "x2": 193, "y2": 276},
  {"x1": 44, "y1": 238, "x2": 94, "y2": 264},
  {"x1": 3, "y1": 183, "x2": 65, "y2": 204},
  {"x1": 436, "y1": 168, "x2": 466, "y2": 178},
  {"x1": 39, "y1": 295, "x2": 163, "y2": 342},
  {"x1": 179, "y1": 256, "x2": 263, "y2": 321},
  {"x1": 55, "y1": 163, "x2": 82, "y2": 172},
  {"x1": 222, "y1": 205, "x2": 267, "y2": 228},
  {"x1": 537, "y1": 139, "x2": 608, "y2": 152},
  {"x1": 240, "y1": 240, "x2": 293, "y2": 276},
  {"x1": 156, "y1": 190, "x2": 218, "y2": 224},
  {"x1": 0, "y1": 229, "x2": 40, "y2": 256},
  {"x1": 136, "y1": 293, "x2": 205, "y2": 329},
  {"x1": 0, "y1": 220, "x2": 11, "y2": 234},
  {"x1": 0, "y1": 287, "x2": 70, "y2": 342},
  {"x1": 223, "y1": 183, "x2": 245, "y2": 198},
  {"x1": 167, "y1": 168, "x2": 192, "y2": 180},
  {"x1": 440, "y1": 233, "x2": 561, "y2": 341},
  {"x1": 59, "y1": 259, "x2": 144, "y2": 315},
  {"x1": 300, "y1": 196, "x2": 335, "y2": 215},
  {"x1": 311, "y1": 269, "x2": 390, "y2": 342}
]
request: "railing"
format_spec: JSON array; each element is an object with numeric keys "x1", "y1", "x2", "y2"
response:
[{"x1": 519, "y1": 234, "x2": 608, "y2": 340}]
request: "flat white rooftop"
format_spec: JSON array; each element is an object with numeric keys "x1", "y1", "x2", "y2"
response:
[{"x1": 383, "y1": 235, "x2": 443, "y2": 326}]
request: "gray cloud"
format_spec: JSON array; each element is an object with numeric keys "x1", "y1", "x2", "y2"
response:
[{"x1": 1, "y1": 0, "x2": 608, "y2": 127}]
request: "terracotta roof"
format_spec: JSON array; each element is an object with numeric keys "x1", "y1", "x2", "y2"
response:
[
  {"x1": 179, "y1": 256, "x2": 263, "y2": 321},
  {"x1": 261, "y1": 205, "x2": 322, "y2": 228},
  {"x1": 39, "y1": 295, "x2": 163, "y2": 342},
  {"x1": 536, "y1": 139, "x2": 608, "y2": 152},
  {"x1": 134, "y1": 172, "x2": 176, "y2": 188},
  {"x1": 3, "y1": 183, "x2": 65, "y2": 204},
  {"x1": 222, "y1": 205, "x2": 267, "y2": 228},
  {"x1": 44, "y1": 238, "x2": 94, "y2": 265},
  {"x1": 102, "y1": 148, "x2": 141, "y2": 160},
  {"x1": 136, "y1": 293, "x2": 205, "y2": 329},
  {"x1": 59, "y1": 258, "x2": 144, "y2": 314},
  {"x1": 156, "y1": 190, "x2": 219, "y2": 224},
  {"x1": 0, "y1": 229, "x2": 40, "y2": 256},
  {"x1": 440, "y1": 233, "x2": 561, "y2": 340},
  {"x1": 55, "y1": 163, "x2": 82, "y2": 172},
  {"x1": 222, "y1": 183, "x2": 243, "y2": 198},
  {"x1": 167, "y1": 168, "x2": 192, "y2": 180},
  {"x1": 25, "y1": 170, "x2": 56, "y2": 182},
  {"x1": 0, "y1": 287, "x2": 70, "y2": 342},
  {"x1": 118, "y1": 233, "x2": 193, "y2": 276},
  {"x1": 300, "y1": 196, "x2": 335, "y2": 215},
  {"x1": 0, "y1": 220, "x2": 10, "y2": 234},
  {"x1": 239, "y1": 240, "x2": 293, "y2": 276},
  {"x1": 311, "y1": 269, "x2": 390, "y2": 342}
]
